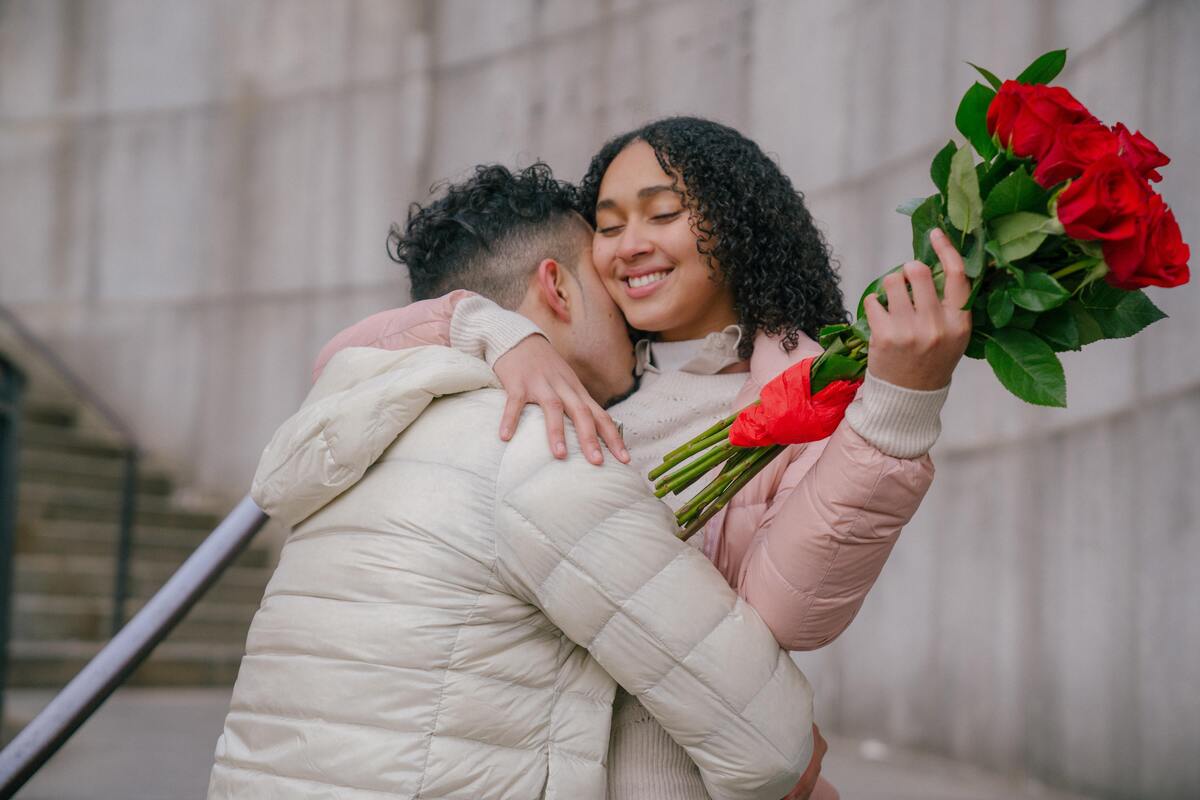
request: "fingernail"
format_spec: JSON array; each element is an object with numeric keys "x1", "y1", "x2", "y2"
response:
[
  {"x1": 591, "y1": 449, "x2": 602, "y2": 463},
  {"x1": 930, "y1": 228, "x2": 944, "y2": 241},
  {"x1": 619, "y1": 448, "x2": 630, "y2": 462},
  {"x1": 500, "y1": 427, "x2": 511, "y2": 439},
  {"x1": 555, "y1": 442, "x2": 566, "y2": 457}
]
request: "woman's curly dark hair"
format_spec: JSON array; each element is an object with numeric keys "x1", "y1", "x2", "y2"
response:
[{"x1": 577, "y1": 116, "x2": 848, "y2": 358}]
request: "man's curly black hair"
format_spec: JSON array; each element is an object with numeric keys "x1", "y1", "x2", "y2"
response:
[
  {"x1": 576, "y1": 116, "x2": 848, "y2": 359},
  {"x1": 389, "y1": 163, "x2": 590, "y2": 309}
]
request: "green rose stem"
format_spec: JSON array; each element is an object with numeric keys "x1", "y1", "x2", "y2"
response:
[
  {"x1": 654, "y1": 441, "x2": 738, "y2": 498},
  {"x1": 1051, "y1": 257, "x2": 1100, "y2": 281},
  {"x1": 677, "y1": 445, "x2": 785, "y2": 540}
]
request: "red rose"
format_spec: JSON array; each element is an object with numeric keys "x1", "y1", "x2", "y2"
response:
[
  {"x1": 729, "y1": 357, "x2": 861, "y2": 447},
  {"x1": 987, "y1": 80, "x2": 1094, "y2": 161},
  {"x1": 1105, "y1": 193, "x2": 1191, "y2": 289},
  {"x1": 1112, "y1": 122, "x2": 1170, "y2": 183},
  {"x1": 1033, "y1": 121, "x2": 1119, "y2": 187},
  {"x1": 1056, "y1": 155, "x2": 1150, "y2": 247}
]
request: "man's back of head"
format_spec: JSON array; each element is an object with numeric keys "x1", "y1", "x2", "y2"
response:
[{"x1": 390, "y1": 163, "x2": 588, "y2": 310}]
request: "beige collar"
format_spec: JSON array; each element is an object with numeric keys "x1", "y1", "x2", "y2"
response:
[{"x1": 635, "y1": 325, "x2": 744, "y2": 376}]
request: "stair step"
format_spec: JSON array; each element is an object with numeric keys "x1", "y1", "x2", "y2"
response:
[
  {"x1": 5, "y1": 640, "x2": 246, "y2": 688},
  {"x1": 16, "y1": 520, "x2": 271, "y2": 568},
  {"x1": 19, "y1": 421, "x2": 128, "y2": 458},
  {"x1": 22, "y1": 401, "x2": 78, "y2": 428},
  {"x1": 18, "y1": 485, "x2": 222, "y2": 530},
  {"x1": 12, "y1": 593, "x2": 259, "y2": 644},
  {"x1": 13, "y1": 553, "x2": 272, "y2": 605},
  {"x1": 19, "y1": 449, "x2": 173, "y2": 494}
]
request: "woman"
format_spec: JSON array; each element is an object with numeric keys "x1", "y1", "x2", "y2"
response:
[{"x1": 315, "y1": 117, "x2": 972, "y2": 798}]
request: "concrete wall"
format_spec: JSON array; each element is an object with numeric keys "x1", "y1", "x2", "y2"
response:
[{"x1": 1, "y1": 1, "x2": 1196, "y2": 796}]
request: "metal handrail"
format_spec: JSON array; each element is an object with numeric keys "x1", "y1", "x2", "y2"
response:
[
  {"x1": 0, "y1": 356, "x2": 26, "y2": 732},
  {"x1": 0, "y1": 305, "x2": 139, "y2": 633},
  {"x1": 0, "y1": 495, "x2": 268, "y2": 798}
]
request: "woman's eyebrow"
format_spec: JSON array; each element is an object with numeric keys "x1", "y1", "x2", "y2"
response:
[
  {"x1": 638, "y1": 185, "x2": 676, "y2": 199},
  {"x1": 595, "y1": 185, "x2": 677, "y2": 212}
]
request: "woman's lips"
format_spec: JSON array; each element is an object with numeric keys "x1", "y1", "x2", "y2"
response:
[{"x1": 623, "y1": 268, "x2": 673, "y2": 299}]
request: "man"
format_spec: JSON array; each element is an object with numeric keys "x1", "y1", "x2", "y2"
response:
[{"x1": 209, "y1": 164, "x2": 823, "y2": 799}]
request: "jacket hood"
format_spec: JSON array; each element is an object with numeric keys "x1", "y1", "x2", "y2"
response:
[{"x1": 251, "y1": 346, "x2": 498, "y2": 527}]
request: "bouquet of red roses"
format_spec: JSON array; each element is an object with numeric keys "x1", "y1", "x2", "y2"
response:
[{"x1": 656, "y1": 49, "x2": 1190, "y2": 540}]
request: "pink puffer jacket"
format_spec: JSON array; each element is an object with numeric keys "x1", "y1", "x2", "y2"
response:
[
  {"x1": 313, "y1": 293, "x2": 935, "y2": 653},
  {"x1": 704, "y1": 328, "x2": 933, "y2": 650}
]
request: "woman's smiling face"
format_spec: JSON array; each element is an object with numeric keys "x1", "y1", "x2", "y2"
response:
[{"x1": 592, "y1": 140, "x2": 738, "y2": 340}]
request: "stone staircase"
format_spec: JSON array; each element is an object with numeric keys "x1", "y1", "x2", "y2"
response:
[{"x1": 3, "y1": 365, "x2": 274, "y2": 691}]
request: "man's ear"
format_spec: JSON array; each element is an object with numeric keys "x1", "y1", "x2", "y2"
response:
[{"x1": 533, "y1": 258, "x2": 572, "y2": 323}]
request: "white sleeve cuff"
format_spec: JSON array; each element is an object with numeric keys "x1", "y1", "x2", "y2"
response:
[
  {"x1": 844, "y1": 370, "x2": 949, "y2": 459},
  {"x1": 449, "y1": 295, "x2": 546, "y2": 367}
]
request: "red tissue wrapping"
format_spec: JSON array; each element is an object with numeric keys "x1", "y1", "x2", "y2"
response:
[{"x1": 728, "y1": 356, "x2": 863, "y2": 448}]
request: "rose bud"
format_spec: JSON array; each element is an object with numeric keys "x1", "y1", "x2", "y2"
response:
[
  {"x1": 1113, "y1": 122, "x2": 1170, "y2": 183},
  {"x1": 1105, "y1": 193, "x2": 1190, "y2": 289},
  {"x1": 1033, "y1": 121, "x2": 1119, "y2": 187},
  {"x1": 987, "y1": 80, "x2": 1095, "y2": 161},
  {"x1": 1057, "y1": 154, "x2": 1151, "y2": 245}
]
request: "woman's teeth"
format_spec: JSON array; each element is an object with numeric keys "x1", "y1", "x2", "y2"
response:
[{"x1": 628, "y1": 271, "x2": 670, "y2": 289}]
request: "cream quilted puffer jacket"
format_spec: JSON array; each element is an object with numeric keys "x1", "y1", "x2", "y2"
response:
[{"x1": 209, "y1": 346, "x2": 815, "y2": 800}]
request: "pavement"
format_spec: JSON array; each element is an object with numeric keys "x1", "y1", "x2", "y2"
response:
[{"x1": 3, "y1": 688, "x2": 1095, "y2": 800}]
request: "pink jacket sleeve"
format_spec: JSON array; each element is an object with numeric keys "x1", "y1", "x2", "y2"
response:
[
  {"x1": 706, "y1": 334, "x2": 936, "y2": 651},
  {"x1": 311, "y1": 291, "x2": 471, "y2": 382}
]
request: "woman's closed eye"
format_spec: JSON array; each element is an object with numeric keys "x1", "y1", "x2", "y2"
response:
[{"x1": 596, "y1": 209, "x2": 681, "y2": 236}]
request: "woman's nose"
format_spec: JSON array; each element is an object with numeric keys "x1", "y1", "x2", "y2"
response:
[{"x1": 616, "y1": 220, "x2": 653, "y2": 262}]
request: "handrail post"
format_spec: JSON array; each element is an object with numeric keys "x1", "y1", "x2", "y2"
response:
[
  {"x1": 111, "y1": 450, "x2": 139, "y2": 635},
  {"x1": 0, "y1": 354, "x2": 26, "y2": 732}
]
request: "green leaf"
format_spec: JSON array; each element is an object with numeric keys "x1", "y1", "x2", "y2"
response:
[
  {"x1": 982, "y1": 166, "x2": 1051, "y2": 221},
  {"x1": 1068, "y1": 300, "x2": 1105, "y2": 346},
  {"x1": 1009, "y1": 271, "x2": 1070, "y2": 311},
  {"x1": 978, "y1": 152, "x2": 1018, "y2": 197},
  {"x1": 857, "y1": 264, "x2": 905, "y2": 318},
  {"x1": 988, "y1": 289, "x2": 1015, "y2": 327},
  {"x1": 1009, "y1": 307, "x2": 1038, "y2": 329},
  {"x1": 984, "y1": 239, "x2": 1008, "y2": 270},
  {"x1": 964, "y1": 330, "x2": 988, "y2": 359},
  {"x1": 985, "y1": 329, "x2": 1067, "y2": 407},
  {"x1": 850, "y1": 315, "x2": 871, "y2": 345},
  {"x1": 896, "y1": 196, "x2": 926, "y2": 216},
  {"x1": 811, "y1": 353, "x2": 865, "y2": 392},
  {"x1": 818, "y1": 323, "x2": 850, "y2": 349},
  {"x1": 965, "y1": 270, "x2": 987, "y2": 311},
  {"x1": 955, "y1": 82, "x2": 999, "y2": 160},
  {"x1": 963, "y1": 232, "x2": 986, "y2": 279},
  {"x1": 930, "y1": 140, "x2": 956, "y2": 196},
  {"x1": 911, "y1": 194, "x2": 942, "y2": 265},
  {"x1": 968, "y1": 61, "x2": 1003, "y2": 90},
  {"x1": 990, "y1": 211, "x2": 1056, "y2": 261},
  {"x1": 1077, "y1": 283, "x2": 1168, "y2": 339},
  {"x1": 1016, "y1": 49, "x2": 1068, "y2": 85},
  {"x1": 947, "y1": 146, "x2": 984, "y2": 234},
  {"x1": 1035, "y1": 306, "x2": 1081, "y2": 351}
]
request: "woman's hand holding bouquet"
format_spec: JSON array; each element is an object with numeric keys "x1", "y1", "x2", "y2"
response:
[{"x1": 860, "y1": 229, "x2": 972, "y2": 392}]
